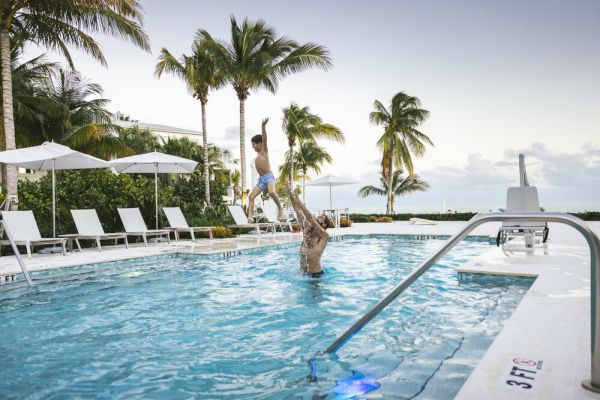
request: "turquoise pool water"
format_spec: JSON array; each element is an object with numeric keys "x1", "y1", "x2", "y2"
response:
[{"x1": 0, "y1": 235, "x2": 533, "y2": 399}]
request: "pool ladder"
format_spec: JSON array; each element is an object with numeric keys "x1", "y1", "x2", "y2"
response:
[
  {"x1": 0, "y1": 219, "x2": 33, "y2": 286},
  {"x1": 322, "y1": 212, "x2": 600, "y2": 394}
]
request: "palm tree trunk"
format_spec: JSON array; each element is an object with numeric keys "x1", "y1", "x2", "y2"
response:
[
  {"x1": 289, "y1": 143, "x2": 294, "y2": 188},
  {"x1": 386, "y1": 158, "x2": 393, "y2": 215},
  {"x1": 302, "y1": 174, "x2": 306, "y2": 203},
  {"x1": 1, "y1": 28, "x2": 17, "y2": 209},
  {"x1": 201, "y1": 100, "x2": 210, "y2": 206},
  {"x1": 239, "y1": 98, "x2": 247, "y2": 194}
]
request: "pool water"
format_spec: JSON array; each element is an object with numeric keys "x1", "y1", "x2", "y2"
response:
[{"x1": 0, "y1": 235, "x2": 533, "y2": 399}]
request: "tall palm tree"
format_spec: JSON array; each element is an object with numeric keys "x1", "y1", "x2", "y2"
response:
[
  {"x1": 370, "y1": 92, "x2": 432, "y2": 214},
  {"x1": 282, "y1": 103, "x2": 344, "y2": 186},
  {"x1": 198, "y1": 16, "x2": 332, "y2": 193},
  {"x1": 155, "y1": 36, "x2": 225, "y2": 205},
  {"x1": 358, "y1": 170, "x2": 429, "y2": 214},
  {"x1": 21, "y1": 69, "x2": 127, "y2": 159},
  {"x1": 160, "y1": 136, "x2": 226, "y2": 182},
  {"x1": 279, "y1": 141, "x2": 332, "y2": 202},
  {"x1": 0, "y1": 41, "x2": 56, "y2": 183},
  {"x1": 1, "y1": 0, "x2": 149, "y2": 207}
]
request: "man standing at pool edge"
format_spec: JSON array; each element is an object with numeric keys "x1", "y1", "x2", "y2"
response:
[
  {"x1": 285, "y1": 182, "x2": 330, "y2": 277},
  {"x1": 247, "y1": 117, "x2": 284, "y2": 223}
]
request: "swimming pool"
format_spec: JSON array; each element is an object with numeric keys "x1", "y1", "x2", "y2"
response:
[{"x1": 0, "y1": 235, "x2": 533, "y2": 399}]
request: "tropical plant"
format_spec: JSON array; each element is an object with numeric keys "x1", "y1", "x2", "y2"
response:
[
  {"x1": 358, "y1": 170, "x2": 429, "y2": 214},
  {"x1": 197, "y1": 16, "x2": 332, "y2": 193},
  {"x1": 155, "y1": 36, "x2": 226, "y2": 205},
  {"x1": 160, "y1": 137, "x2": 227, "y2": 182},
  {"x1": 118, "y1": 126, "x2": 159, "y2": 155},
  {"x1": 279, "y1": 141, "x2": 333, "y2": 202},
  {"x1": 281, "y1": 103, "x2": 343, "y2": 186},
  {"x1": 18, "y1": 70, "x2": 127, "y2": 159},
  {"x1": 370, "y1": 92, "x2": 432, "y2": 214},
  {"x1": 230, "y1": 169, "x2": 241, "y2": 205},
  {"x1": 0, "y1": 0, "x2": 149, "y2": 206},
  {"x1": 0, "y1": 40, "x2": 56, "y2": 183}
]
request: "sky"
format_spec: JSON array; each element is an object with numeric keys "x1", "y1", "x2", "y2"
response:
[{"x1": 24, "y1": 0, "x2": 600, "y2": 213}]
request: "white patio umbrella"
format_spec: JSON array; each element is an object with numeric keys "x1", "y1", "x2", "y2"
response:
[
  {"x1": 305, "y1": 174, "x2": 358, "y2": 209},
  {"x1": 109, "y1": 151, "x2": 198, "y2": 229},
  {"x1": 0, "y1": 142, "x2": 110, "y2": 237}
]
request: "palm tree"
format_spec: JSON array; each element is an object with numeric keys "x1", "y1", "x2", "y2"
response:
[
  {"x1": 1, "y1": 0, "x2": 149, "y2": 207},
  {"x1": 21, "y1": 69, "x2": 127, "y2": 159},
  {"x1": 155, "y1": 36, "x2": 225, "y2": 205},
  {"x1": 279, "y1": 141, "x2": 332, "y2": 202},
  {"x1": 370, "y1": 92, "x2": 432, "y2": 214},
  {"x1": 1, "y1": 40, "x2": 56, "y2": 183},
  {"x1": 198, "y1": 16, "x2": 332, "y2": 193},
  {"x1": 282, "y1": 103, "x2": 344, "y2": 186},
  {"x1": 160, "y1": 137, "x2": 227, "y2": 182},
  {"x1": 118, "y1": 126, "x2": 159, "y2": 155},
  {"x1": 358, "y1": 170, "x2": 429, "y2": 214}
]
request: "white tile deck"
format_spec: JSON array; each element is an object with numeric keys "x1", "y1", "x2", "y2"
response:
[{"x1": 2, "y1": 219, "x2": 600, "y2": 399}]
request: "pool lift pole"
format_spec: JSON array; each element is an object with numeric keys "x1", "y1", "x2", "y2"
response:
[
  {"x1": 0, "y1": 199, "x2": 33, "y2": 286},
  {"x1": 320, "y1": 212, "x2": 600, "y2": 393}
]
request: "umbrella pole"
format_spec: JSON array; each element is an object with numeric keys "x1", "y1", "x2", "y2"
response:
[
  {"x1": 52, "y1": 159, "x2": 56, "y2": 238},
  {"x1": 155, "y1": 167, "x2": 159, "y2": 230}
]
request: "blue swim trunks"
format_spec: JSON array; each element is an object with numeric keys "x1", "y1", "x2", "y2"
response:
[{"x1": 257, "y1": 172, "x2": 276, "y2": 191}]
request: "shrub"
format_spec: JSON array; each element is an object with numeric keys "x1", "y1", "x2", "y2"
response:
[
  {"x1": 340, "y1": 218, "x2": 353, "y2": 227},
  {"x1": 211, "y1": 226, "x2": 233, "y2": 238},
  {"x1": 291, "y1": 223, "x2": 301, "y2": 231},
  {"x1": 377, "y1": 216, "x2": 393, "y2": 223},
  {"x1": 369, "y1": 215, "x2": 378, "y2": 222}
]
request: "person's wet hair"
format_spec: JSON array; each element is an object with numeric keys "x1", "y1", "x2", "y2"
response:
[
  {"x1": 251, "y1": 134, "x2": 262, "y2": 144},
  {"x1": 318, "y1": 214, "x2": 331, "y2": 229}
]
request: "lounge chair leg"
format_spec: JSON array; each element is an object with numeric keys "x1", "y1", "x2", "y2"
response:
[
  {"x1": 61, "y1": 240, "x2": 66, "y2": 256},
  {"x1": 75, "y1": 239, "x2": 82, "y2": 252},
  {"x1": 26, "y1": 242, "x2": 32, "y2": 259},
  {"x1": 96, "y1": 238, "x2": 102, "y2": 252},
  {"x1": 190, "y1": 230, "x2": 195, "y2": 242},
  {"x1": 166, "y1": 233, "x2": 171, "y2": 243},
  {"x1": 209, "y1": 230, "x2": 213, "y2": 239},
  {"x1": 143, "y1": 234, "x2": 148, "y2": 246},
  {"x1": 124, "y1": 236, "x2": 129, "y2": 249}
]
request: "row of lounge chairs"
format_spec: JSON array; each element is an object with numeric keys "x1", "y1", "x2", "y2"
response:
[{"x1": 0, "y1": 203, "x2": 294, "y2": 259}]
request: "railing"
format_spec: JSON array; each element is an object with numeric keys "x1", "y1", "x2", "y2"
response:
[
  {"x1": 321, "y1": 212, "x2": 600, "y2": 393},
  {"x1": 0, "y1": 220, "x2": 33, "y2": 286}
]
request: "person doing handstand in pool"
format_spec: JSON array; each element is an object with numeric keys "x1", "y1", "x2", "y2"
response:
[
  {"x1": 285, "y1": 182, "x2": 330, "y2": 277},
  {"x1": 247, "y1": 117, "x2": 284, "y2": 223}
]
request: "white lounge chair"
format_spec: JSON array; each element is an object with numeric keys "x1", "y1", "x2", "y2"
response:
[
  {"x1": 260, "y1": 201, "x2": 292, "y2": 232},
  {"x1": 227, "y1": 205, "x2": 275, "y2": 234},
  {"x1": 496, "y1": 186, "x2": 549, "y2": 248},
  {"x1": 60, "y1": 209, "x2": 128, "y2": 252},
  {"x1": 163, "y1": 207, "x2": 213, "y2": 241},
  {"x1": 0, "y1": 210, "x2": 66, "y2": 259},
  {"x1": 117, "y1": 207, "x2": 171, "y2": 245}
]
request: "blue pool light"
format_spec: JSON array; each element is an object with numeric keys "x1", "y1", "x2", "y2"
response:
[{"x1": 330, "y1": 371, "x2": 381, "y2": 399}]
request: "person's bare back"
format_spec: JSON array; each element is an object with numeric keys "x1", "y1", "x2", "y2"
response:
[{"x1": 286, "y1": 183, "x2": 329, "y2": 276}]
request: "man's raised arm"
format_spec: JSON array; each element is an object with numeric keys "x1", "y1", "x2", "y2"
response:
[{"x1": 261, "y1": 117, "x2": 269, "y2": 152}]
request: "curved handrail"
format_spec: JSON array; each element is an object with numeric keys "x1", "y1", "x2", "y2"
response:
[
  {"x1": 1, "y1": 219, "x2": 33, "y2": 286},
  {"x1": 321, "y1": 212, "x2": 600, "y2": 392}
]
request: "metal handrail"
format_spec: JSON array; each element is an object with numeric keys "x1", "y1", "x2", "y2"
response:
[
  {"x1": 322, "y1": 212, "x2": 600, "y2": 393},
  {"x1": 1, "y1": 220, "x2": 33, "y2": 286}
]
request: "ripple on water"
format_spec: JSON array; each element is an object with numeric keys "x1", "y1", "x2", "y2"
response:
[{"x1": 0, "y1": 237, "x2": 532, "y2": 399}]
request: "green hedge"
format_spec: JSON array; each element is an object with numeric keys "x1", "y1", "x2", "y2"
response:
[{"x1": 16, "y1": 169, "x2": 233, "y2": 238}]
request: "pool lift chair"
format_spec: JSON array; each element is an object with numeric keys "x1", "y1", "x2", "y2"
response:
[
  {"x1": 495, "y1": 186, "x2": 549, "y2": 250},
  {"x1": 495, "y1": 154, "x2": 549, "y2": 251}
]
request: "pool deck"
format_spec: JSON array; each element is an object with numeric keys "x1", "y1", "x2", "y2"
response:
[{"x1": 1, "y1": 220, "x2": 600, "y2": 399}]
